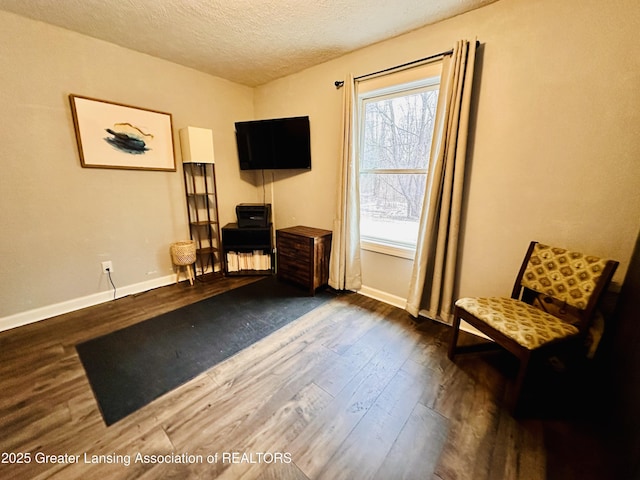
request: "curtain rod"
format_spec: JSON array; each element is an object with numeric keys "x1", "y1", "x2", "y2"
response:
[{"x1": 334, "y1": 40, "x2": 479, "y2": 89}]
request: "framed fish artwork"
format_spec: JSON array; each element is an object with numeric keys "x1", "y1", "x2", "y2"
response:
[{"x1": 69, "y1": 94, "x2": 176, "y2": 171}]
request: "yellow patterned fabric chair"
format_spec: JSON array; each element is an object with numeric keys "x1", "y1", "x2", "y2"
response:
[{"x1": 448, "y1": 241, "x2": 618, "y2": 413}]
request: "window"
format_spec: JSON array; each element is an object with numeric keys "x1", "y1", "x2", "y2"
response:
[{"x1": 358, "y1": 68, "x2": 441, "y2": 259}]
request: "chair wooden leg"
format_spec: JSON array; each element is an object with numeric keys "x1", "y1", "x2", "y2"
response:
[
  {"x1": 448, "y1": 314, "x2": 462, "y2": 360},
  {"x1": 509, "y1": 349, "x2": 531, "y2": 414}
]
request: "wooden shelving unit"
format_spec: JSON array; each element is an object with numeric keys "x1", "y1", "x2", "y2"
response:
[
  {"x1": 183, "y1": 162, "x2": 222, "y2": 278},
  {"x1": 222, "y1": 223, "x2": 273, "y2": 276}
]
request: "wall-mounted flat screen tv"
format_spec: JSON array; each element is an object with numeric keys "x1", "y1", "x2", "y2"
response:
[{"x1": 235, "y1": 116, "x2": 311, "y2": 170}]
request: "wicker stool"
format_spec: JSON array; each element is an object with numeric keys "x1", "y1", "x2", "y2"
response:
[{"x1": 171, "y1": 241, "x2": 197, "y2": 286}]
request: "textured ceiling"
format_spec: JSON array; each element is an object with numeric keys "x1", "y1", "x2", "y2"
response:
[{"x1": 0, "y1": 0, "x2": 496, "y2": 87}]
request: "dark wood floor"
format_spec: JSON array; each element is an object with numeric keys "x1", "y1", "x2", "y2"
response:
[{"x1": 0, "y1": 275, "x2": 614, "y2": 479}]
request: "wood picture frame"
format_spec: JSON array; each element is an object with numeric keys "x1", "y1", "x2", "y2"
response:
[{"x1": 69, "y1": 94, "x2": 176, "y2": 171}]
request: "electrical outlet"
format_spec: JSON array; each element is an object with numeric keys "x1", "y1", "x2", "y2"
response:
[{"x1": 101, "y1": 261, "x2": 113, "y2": 274}]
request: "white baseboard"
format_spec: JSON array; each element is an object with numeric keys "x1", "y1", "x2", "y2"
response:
[
  {"x1": 0, "y1": 274, "x2": 176, "y2": 333},
  {"x1": 357, "y1": 285, "x2": 407, "y2": 310},
  {"x1": 1, "y1": 277, "x2": 492, "y2": 342},
  {"x1": 356, "y1": 286, "x2": 490, "y2": 340},
  {"x1": 457, "y1": 322, "x2": 491, "y2": 340}
]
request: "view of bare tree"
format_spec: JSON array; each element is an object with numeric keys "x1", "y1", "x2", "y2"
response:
[{"x1": 360, "y1": 86, "x2": 439, "y2": 244}]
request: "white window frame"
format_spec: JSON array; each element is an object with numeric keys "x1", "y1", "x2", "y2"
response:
[{"x1": 357, "y1": 67, "x2": 441, "y2": 260}]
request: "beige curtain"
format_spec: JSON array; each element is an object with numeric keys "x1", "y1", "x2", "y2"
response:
[
  {"x1": 405, "y1": 40, "x2": 477, "y2": 321},
  {"x1": 329, "y1": 74, "x2": 362, "y2": 291}
]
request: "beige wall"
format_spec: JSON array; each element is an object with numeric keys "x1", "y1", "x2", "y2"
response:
[
  {"x1": 255, "y1": 0, "x2": 640, "y2": 302},
  {"x1": 0, "y1": 11, "x2": 259, "y2": 323}
]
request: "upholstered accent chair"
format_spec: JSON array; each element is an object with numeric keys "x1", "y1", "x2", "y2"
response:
[{"x1": 448, "y1": 241, "x2": 618, "y2": 413}]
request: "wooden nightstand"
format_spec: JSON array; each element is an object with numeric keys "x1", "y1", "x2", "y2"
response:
[{"x1": 276, "y1": 226, "x2": 332, "y2": 295}]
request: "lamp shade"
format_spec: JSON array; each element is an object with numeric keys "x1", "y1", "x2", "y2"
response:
[{"x1": 179, "y1": 126, "x2": 215, "y2": 164}]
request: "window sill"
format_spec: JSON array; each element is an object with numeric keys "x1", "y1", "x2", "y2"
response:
[{"x1": 361, "y1": 239, "x2": 415, "y2": 260}]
